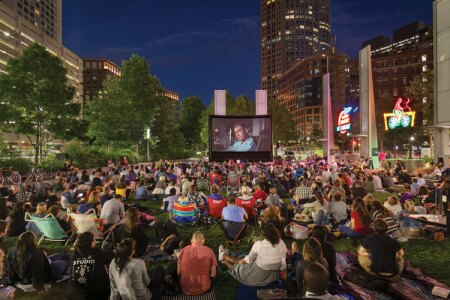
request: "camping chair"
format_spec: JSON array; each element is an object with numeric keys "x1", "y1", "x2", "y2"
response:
[
  {"x1": 171, "y1": 200, "x2": 199, "y2": 228},
  {"x1": 221, "y1": 220, "x2": 247, "y2": 250},
  {"x1": 227, "y1": 173, "x2": 241, "y2": 195},
  {"x1": 25, "y1": 212, "x2": 73, "y2": 246},
  {"x1": 67, "y1": 209, "x2": 116, "y2": 249},
  {"x1": 209, "y1": 173, "x2": 223, "y2": 189},
  {"x1": 206, "y1": 196, "x2": 227, "y2": 228},
  {"x1": 236, "y1": 197, "x2": 258, "y2": 226}
]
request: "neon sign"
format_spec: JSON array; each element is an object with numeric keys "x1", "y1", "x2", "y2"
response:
[
  {"x1": 383, "y1": 97, "x2": 416, "y2": 130},
  {"x1": 336, "y1": 106, "x2": 357, "y2": 133}
]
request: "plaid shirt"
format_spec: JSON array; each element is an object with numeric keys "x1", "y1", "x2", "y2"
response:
[{"x1": 295, "y1": 186, "x2": 312, "y2": 200}]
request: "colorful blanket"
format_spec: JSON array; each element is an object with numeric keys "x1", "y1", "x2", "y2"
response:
[{"x1": 336, "y1": 252, "x2": 449, "y2": 300}]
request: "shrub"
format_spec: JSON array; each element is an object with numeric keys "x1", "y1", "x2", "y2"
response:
[
  {"x1": 0, "y1": 158, "x2": 33, "y2": 174},
  {"x1": 39, "y1": 154, "x2": 64, "y2": 171}
]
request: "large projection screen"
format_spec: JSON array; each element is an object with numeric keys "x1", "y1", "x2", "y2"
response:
[{"x1": 209, "y1": 115, "x2": 273, "y2": 162}]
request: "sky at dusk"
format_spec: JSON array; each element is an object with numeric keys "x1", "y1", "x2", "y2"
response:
[{"x1": 63, "y1": 0, "x2": 433, "y2": 106}]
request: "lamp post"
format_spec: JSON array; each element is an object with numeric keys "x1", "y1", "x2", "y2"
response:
[
  {"x1": 409, "y1": 136, "x2": 415, "y2": 159},
  {"x1": 146, "y1": 128, "x2": 151, "y2": 162}
]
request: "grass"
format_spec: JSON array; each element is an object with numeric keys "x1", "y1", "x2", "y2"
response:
[{"x1": 9, "y1": 191, "x2": 450, "y2": 300}]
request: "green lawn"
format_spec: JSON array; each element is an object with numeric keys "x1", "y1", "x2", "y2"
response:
[{"x1": 9, "y1": 191, "x2": 450, "y2": 300}]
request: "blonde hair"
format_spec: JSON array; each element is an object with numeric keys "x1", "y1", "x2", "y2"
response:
[
  {"x1": 387, "y1": 195, "x2": 399, "y2": 205},
  {"x1": 404, "y1": 199, "x2": 415, "y2": 213},
  {"x1": 241, "y1": 186, "x2": 251, "y2": 195},
  {"x1": 363, "y1": 194, "x2": 374, "y2": 207},
  {"x1": 269, "y1": 187, "x2": 276, "y2": 195},
  {"x1": 36, "y1": 202, "x2": 47, "y2": 215},
  {"x1": 302, "y1": 237, "x2": 323, "y2": 263},
  {"x1": 262, "y1": 206, "x2": 282, "y2": 223},
  {"x1": 88, "y1": 191, "x2": 100, "y2": 204}
]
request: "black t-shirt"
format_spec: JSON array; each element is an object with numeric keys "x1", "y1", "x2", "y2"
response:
[
  {"x1": 68, "y1": 247, "x2": 113, "y2": 300},
  {"x1": 361, "y1": 234, "x2": 401, "y2": 274}
]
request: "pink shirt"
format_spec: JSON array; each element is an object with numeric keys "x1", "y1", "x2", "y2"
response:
[{"x1": 178, "y1": 244, "x2": 217, "y2": 295}]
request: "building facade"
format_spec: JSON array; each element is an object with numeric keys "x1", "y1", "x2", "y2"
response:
[
  {"x1": 0, "y1": 1, "x2": 81, "y2": 159},
  {"x1": 160, "y1": 90, "x2": 179, "y2": 121},
  {"x1": 277, "y1": 51, "x2": 354, "y2": 135},
  {"x1": 0, "y1": 2, "x2": 82, "y2": 103},
  {"x1": 1, "y1": 0, "x2": 62, "y2": 42},
  {"x1": 82, "y1": 58, "x2": 121, "y2": 106},
  {"x1": 362, "y1": 21, "x2": 433, "y2": 109},
  {"x1": 260, "y1": 0, "x2": 331, "y2": 101}
]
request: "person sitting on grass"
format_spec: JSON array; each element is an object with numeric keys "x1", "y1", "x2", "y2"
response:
[
  {"x1": 6, "y1": 231, "x2": 69, "y2": 294},
  {"x1": 265, "y1": 187, "x2": 282, "y2": 208},
  {"x1": 338, "y1": 198, "x2": 371, "y2": 238},
  {"x1": 6, "y1": 203, "x2": 28, "y2": 237},
  {"x1": 100, "y1": 194, "x2": 125, "y2": 228},
  {"x1": 220, "y1": 223, "x2": 287, "y2": 287},
  {"x1": 162, "y1": 188, "x2": 180, "y2": 212},
  {"x1": 115, "y1": 207, "x2": 149, "y2": 257},
  {"x1": 260, "y1": 205, "x2": 285, "y2": 232},
  {"x1": 293, "y1": 237, "x2": 329, "y2": 296},
  {"x1": 357, "y1": 219, "x2": 404, "y2": 282},
  {"x1": 109, "y1": 238, "x2": 164, "y2": 300},
  {"x1": 384, "y1": 195, "x2": 403, "y2": 216},
  {"x1": 67, "y1": 231, "x2": 114, "y2": 300},
  {"x1": 303, "y1": 262, "x2": 346, "y2": 299},
  {"x1": 177, "y1": 231, "x2": 217, "y2": 296},
  {"x1": 371, "y1": 201, "x2": 407, "y2": 242},
  {"x1": 135, "y1": 180, "x2": 149, "y2": 201},
  {"x1": 309, "y1": 225, "x2": 338, "y2": 287}
]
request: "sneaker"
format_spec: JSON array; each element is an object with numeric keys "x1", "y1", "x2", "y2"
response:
[
  {"x1": 218, "y1": 245, "x2": 224, "y2": 261},
  {"x1": 398, "y1": 236, "x2": 409, "y2": 243}
]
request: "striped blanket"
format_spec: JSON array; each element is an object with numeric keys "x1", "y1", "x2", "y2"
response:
[
  {"x1": 336, "y1": 252, "x2": 449, "y2": 300},
  {"x1": 162, "y1": 289, "x2": 215, "y2": 300}
]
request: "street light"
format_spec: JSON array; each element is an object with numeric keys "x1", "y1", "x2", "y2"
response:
[{"x1": 409, "y1": 136, "x2": 415, "y2": 159}]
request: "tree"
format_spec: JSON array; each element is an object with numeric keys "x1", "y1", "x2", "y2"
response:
[
  {"x1": 86, "y1": 54, "x2": 163, "y2": 148},
  {"x1": 404, "y1": 70, "x2": 433, "y2": 127},
  {"x1": 0, "y1": 43, "x2": 82, "y2": 163},
  {"x1": 268, "y1": 101, "x2": 298, "y2": 144},
  {"x1": 180, "y1": 96, "x2": 206, "y2": 150}
]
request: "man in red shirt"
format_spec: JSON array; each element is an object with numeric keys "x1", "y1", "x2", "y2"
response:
[{"x1": 177, "y1": 231, "x2": 217, "y2": 295}]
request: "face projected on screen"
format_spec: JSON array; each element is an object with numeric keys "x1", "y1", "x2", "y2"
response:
[
  {"x1": 227, "y1": 123, "x2": 256, "y2": 152},
  {"x1": 234, "y1": 125, "x2": 248, "y2": 141}
]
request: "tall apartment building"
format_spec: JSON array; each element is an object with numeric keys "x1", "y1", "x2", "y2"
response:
[
  {"x1": 0, "y1": 1, "x2": 82, "y2": 104},
  {"x1": 362, "y1": 21, "x2": 433, "y2": 108},
  {"x1": 277, "y1": 51, "x2": 355, "y2": 135},
  {"x1": 160, "y1": 90, "x2": 179, "y2": 121},
  {"x1": 0, "y1": 1, "x2": 82, "y2": 158},
  {"x1": 83, "y1": 59, "x2": 121, "y2": 106},
  {"x1": 260, "y1": 0, "x2": 331, "y2": 101},
  {"x1": 1, "y1": 0, "x2": 61, "y2": 41}
]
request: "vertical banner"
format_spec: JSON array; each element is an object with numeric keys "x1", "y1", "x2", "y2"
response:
[
  {"x1": 359, "y1": 46, "x2": 379, "y2": 169},
  {"x1": 255, "y1": 90, "x2": 268, "y2": 115},
  {"x1": 322, "y1": 73, "x2": 335, "y2": 164},
  {"x1": 214, "y1": 90, "x2": 226, "y2": 116}
]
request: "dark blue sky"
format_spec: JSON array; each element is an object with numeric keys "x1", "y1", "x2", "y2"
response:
[{"x1": 63, "y1": 0, "x2": 432, "y2": 106}]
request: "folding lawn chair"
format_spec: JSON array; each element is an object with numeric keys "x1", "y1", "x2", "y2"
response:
[
  {"x1": 25, "y1": 212, "x2": 73, "y2": 246},
  {"x1": 206, "y1": 196, "x2": 227, "y2": 228},
  {"x1": 227, "y1": 173, "x2": 241, "y2": 195},
  {"x1": 221, "y1": 220, "x2": 247, "y2": 250},
  {"x1": 67, "y1": 209, "x2": 116, "y2": 249}
]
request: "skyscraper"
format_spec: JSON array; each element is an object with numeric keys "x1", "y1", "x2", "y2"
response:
[
  {"x1": 260, "y1": 0, "x2": 331, "y2": 101},
  {"x1": 1, "y1": 0, "x2": 62, "y2": 41}
]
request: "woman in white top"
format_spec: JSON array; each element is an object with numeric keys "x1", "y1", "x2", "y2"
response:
[
  {"x1": 219, "y1": 223, "x2": 287, "y2": 286},
  {"x1": 109, "y1": 238, "x2": 164, "y2": 300},
  {"x1": 302, "y1": 193, "x2": 329, "y2": 217},
  {"x1": 384, "y1": 195, "x2": 403, "y2": 215}
]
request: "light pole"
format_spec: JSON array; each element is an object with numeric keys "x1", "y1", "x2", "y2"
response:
[
  {"x1": 409, "y1": 136, "x2": 415, "y2": 159},
  {"x1": 146, "y1": 128, "x2": 151, "y2": 162}
]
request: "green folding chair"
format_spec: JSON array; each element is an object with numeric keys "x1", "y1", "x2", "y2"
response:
[{"x1": 25, "y1": 212, "x2": 73, "y2": 246}]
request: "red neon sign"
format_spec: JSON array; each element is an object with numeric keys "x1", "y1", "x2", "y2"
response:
[{"x1": 336, "y1": 107, "x2": 353, "y2": 134}]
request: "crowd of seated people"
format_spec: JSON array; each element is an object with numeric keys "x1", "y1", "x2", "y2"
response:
[{"x1": 0, "y1": 156, "x2": 447, "y2": 299}]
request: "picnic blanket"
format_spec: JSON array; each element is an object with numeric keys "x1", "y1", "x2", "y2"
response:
[
  {"x1": 336, "y1": 252, "x2": 450, "y2": 300},
  {"x1": 161, "y1": 289, "x2": 215, "y2": 300}
]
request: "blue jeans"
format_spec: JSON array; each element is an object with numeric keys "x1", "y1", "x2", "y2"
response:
[
  {"x1": 338, "y1": 224, "x2": 359, "y2": 237},
  {"x1": 314, "y1": 210, "x2": 325, "y2": 225}
]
